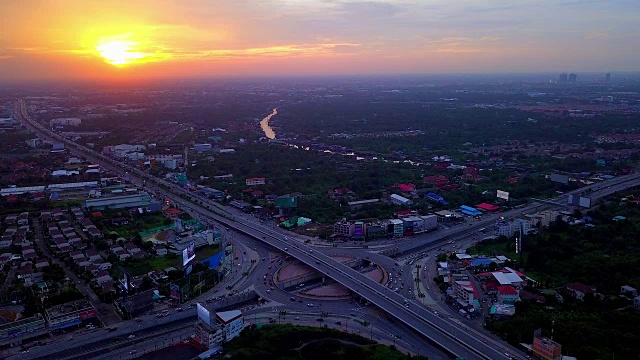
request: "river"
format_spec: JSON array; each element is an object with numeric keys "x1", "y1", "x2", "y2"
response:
[{"x1": 259, "y1": 108, "x2": 278, "y2": 139}]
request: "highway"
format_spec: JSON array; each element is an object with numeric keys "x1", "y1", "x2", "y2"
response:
[{"x1": 15, "y1": 99, "x2": 640, "y2": 360}]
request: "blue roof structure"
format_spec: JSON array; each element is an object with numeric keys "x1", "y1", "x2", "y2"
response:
[
  {"x1": 470, "y1": 258, "x2": 494, "y2": 267},
  {"x1": 460, "y1": 205, "x2": 482, "y2": 216},
  {"x1": 426, "y1": 192, "x2": 448, "y2": 205},
  {"x1": 200, "y1": 253, "x2": 223, "y2": 269}
]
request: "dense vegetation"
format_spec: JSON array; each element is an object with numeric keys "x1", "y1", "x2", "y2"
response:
[
  {"x1": 472, "y1": 191, "x2": 640, "y2": 360},
  {"x1": 224, "y1": 324, "x2": 427, "y2": 360}
]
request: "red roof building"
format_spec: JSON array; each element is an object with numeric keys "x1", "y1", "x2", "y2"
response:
[
  {"x1": 394, "y1": 183, "x2": 416, "y2": 192},
  {"x1": 163, "y1": 208, "x2": 182, "y2": 218},
  {"x1": 498, "y1": 285, "x2": 518, "y2": 295},
  {"x1": 423, "y1": 175, "x2": 448, "y2": 184},
  {"x1": 476, "y1": 203, "x2": 499, "y2": 212},
  {"x1": 6, "y1": 194, "x2": 18, "y2": 203},
  {"x1": 463, "y1": 167, "x2": 479, "y2": 176},
  {"x1": 394, "y1": 209, "x2": 415, "y2": 217}
]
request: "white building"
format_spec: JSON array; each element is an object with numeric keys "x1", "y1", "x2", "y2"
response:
[
  {"x1": 195, "y1": 321, "x2": 224, "y2": 349},
  {"x1": 495, "y1": 218, "x2": 533, "y2": 238},
  {"x1": 111, "y1": 144, "x2": 146, "y2": 158},
  {"x1": 420, "y1": 215, "x2": 438, "y2": 231},
  {"x1": 25, "y1": 138, "x2": 42, "y2": 148},
  {"x1": 125, "y1": 152, "x2": 146, "y2": 161},
  {"x1": 50, "y1": 118, "x2": 81, "y2": 127},
  {"x1": 492, "y1": 268, "x2": 524, "y2": 288},
  {"x1": 454, "y1": 280, "x2": 476, "y2": 308},
  {"x1": 245, "y1": 178, "x2": 265, "y2": 186},
  {"x1": 193, "y1": 143, "x2": 213, "y2": 152},
  {"x1": 390, "y1": 194, "x2": 413, "y2": 206},
  {"x1": 216, "y1": 310, "x2": 244, "y2": 342},
  {"x1": 0, "y1": 118, "x2": 17, "y2": 128},
  {"x1": 146, "y1": 154, "x2": 183, "y2": 169},
  {"x1": 527, "y1": 210, "x2": 558, "y2": 228},
  {"x1": 195, "y1": 307, "x2": 244, "y2": 349}
]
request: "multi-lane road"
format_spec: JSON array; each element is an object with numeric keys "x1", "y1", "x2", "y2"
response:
[{"x1": 14, "y1": 99, "x2": 640, "y2": 360}]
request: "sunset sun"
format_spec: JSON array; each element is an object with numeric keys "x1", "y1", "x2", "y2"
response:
[{"x1": 95, "y1": 39, "x2": 144, "y2": 66}]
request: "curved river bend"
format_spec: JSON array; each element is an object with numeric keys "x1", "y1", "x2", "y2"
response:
[{"x1": 260, "y1": 108, "x2": 278, "y2": 139}]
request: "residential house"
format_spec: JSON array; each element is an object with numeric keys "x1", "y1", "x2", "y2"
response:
[
  {"x1": 96, "y1": 271, "x2": 113, "y2": 286},
  {"x1": 497, "y1": 285, "x2": 520, "y2": 304},
  {"x1": 70, "y1": 251, "x2": 85, "y2": 261},
  {"x1": 97, "y1": 262, "x2": 112, "y2": 271},
  {"x1": 18, "y1": 265, "x2": 34, "y2": 283},
  {"x1": 566, "y1": 282, "x2": 596, "y2": 300},
  {"x1": 620, "y1": 285, "x2": 638, "y2": 298},
  {"x1": 115, "y1": 250, "x2": 130, "y2": 261},
  {"x1": 85, "y1": 249, "x2": 102, "y2": 262}
]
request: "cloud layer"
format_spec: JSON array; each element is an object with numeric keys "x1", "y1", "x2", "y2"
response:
[{"x1": 1, "y1": 0, "x2": 638, "y2": 80}]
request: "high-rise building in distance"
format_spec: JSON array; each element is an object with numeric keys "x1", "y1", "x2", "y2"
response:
[
  {"x1": 605, "y1": 72, "x2": 611, "y2": 82},
  {"x1": 568, "y1": 73, "x2": 577, "y2": 83},
  {"x1": 558, "y1": 73, "x2": 568, "y2": 83}
]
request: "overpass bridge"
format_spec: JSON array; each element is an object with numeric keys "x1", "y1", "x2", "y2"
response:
[{"x1": 15, "y1": 99, "x2": 640, "y2": 360}]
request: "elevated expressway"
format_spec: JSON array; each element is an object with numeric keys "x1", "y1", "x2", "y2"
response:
[{"x1": 15, "y1": 99, "x2": 640, "y2": 360}]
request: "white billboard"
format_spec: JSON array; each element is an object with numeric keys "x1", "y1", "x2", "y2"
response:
[
  {"x1": 182, "y1": 241, "x2": 196, "y2": 267},
  {"x1": 119, "y1": 268, "x2": 130, "y2": 292},
  {"x1": 497, "y1": 190, "x2": 509, "y2": 201},
  {"x1": 550, "y1": 173, "x2": 569, "y2": 185},
  {"x1": 578, "y1": 197, "x2": 591, "y2": 208},
  {"x1": 197, "y1": 303, "x2": 211, "y2": 326}
]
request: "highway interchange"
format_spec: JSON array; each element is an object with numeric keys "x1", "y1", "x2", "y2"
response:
[{"x1": 14, "y1": 99, "x2": 640, "y2": 360}]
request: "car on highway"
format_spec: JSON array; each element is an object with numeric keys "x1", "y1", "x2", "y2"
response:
[
  {"x1": 128, "y1": 334, "x2": 136, "y2": 339},
  {"x1": 307, "y1": 303, "x2": 314, "y2": 307},
  {"x1": 130, "y1": 350, "x2": 137, "y2": 354}
]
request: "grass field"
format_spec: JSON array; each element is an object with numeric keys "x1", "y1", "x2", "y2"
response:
[
  {"x1": 466, "y1": 238, "x2": 520, "y2": 261},
  {"x1": 102, "y1": 213, "x2": 172, "y2": 239},
  {"x1": 125, "y1": 244, "x2": 221, "y2": 276}
]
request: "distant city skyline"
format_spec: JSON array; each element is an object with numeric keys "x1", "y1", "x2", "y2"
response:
[{"x1": 1, "y1": 0, "x2": 639, "y2": 81}]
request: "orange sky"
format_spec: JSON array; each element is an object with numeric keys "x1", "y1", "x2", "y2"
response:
[{"x1": 1, "y1": 1, "x2": 638, "y2": 81}]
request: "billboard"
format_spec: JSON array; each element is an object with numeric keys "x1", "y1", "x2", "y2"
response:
[
  {"x1": 170, "y1": 284, "x2": 181, "y2": 300},
  {"x1": 550, "y1": 173, "x2": 569, "y2": 185},
  {"x1": 568, "y1": 195, "x2": 579, "y2": 206},
  {"x1": 182, "y1": 241, "x2": 196, "y2": 267},
  {"x1": 496, "y1": 190, "x2": 509, "y2": 201},
  {"x1": 353, "y1": 224, "x2": 364, "y2": 238},
  {"x1": 194, "y1": 279, "x2": 206, "y2": 292},
  {"x1": 578, "y1": 196, "x2": 591, "y2": 208},
  {"x1": 568, "y1": 195, "x2": 591, "y2": 208},
  {"x1": 197, "y1": 303, "x2": 211, "y2": 326},
  {"x1": 119, "y1": 268, "x2": 130, "y2": 292},
  {"x1": 79, "y1": 309, "x2": 97, "y2": 320}
]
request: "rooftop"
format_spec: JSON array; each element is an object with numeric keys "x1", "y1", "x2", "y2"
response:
[
  {"x1": 216, "y1": 309, "x2": 242, "y2": 324},
  {"x1": 45, "y1": 299, "x2": 93, "y2": 318}
]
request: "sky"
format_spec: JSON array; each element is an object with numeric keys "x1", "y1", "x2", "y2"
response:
[{"x1": 1, "y1": 0, "x2": 639, "y2": 81}]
